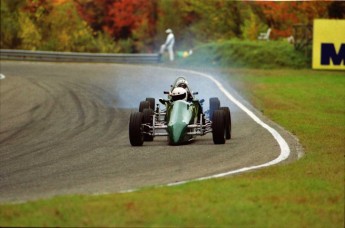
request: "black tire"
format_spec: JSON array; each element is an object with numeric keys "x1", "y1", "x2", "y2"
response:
[
  {"x1": 220, "y1": 107, "x2": 231, "y2": 139},
  {"x1": 139, "y1": 101, "x2": 150, "y2": 112},
  {"x1": 212, "y1": 110, "x2": 226, "y2": 144},
  {"x1": 129, "y1": 112, "x2": 144, "y2": 146},
  {"x1": 209, "y1": 97, "x2": 220, "y2": 120},
  {"x1": 145, "y1": 97, "x2": 155, "y2": 110},
  {"x1": 143, "y1": 108, "x2": 154, "y2": 141}
]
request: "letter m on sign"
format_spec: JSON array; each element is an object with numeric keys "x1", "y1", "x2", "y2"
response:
[{"x1": 321, "y1": 43, "x2": 345, "y2": 65}]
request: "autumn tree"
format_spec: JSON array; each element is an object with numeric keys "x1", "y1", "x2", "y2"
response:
[
  {"x1": 328, "y1": 1, "x2": 345, "y2": 19},
  {"x1": 2, "y1": 0, "x2": 342, "y2": 52},
  {"x1": 107, "y1": 0, "x2": 157, "y2": 52},
  {"x1": 76, "y1": 0, "x2": 157, "y2": 52},
  {"x1": 75, "y1": 0, "x2": 113, "y2": 33},
  {"x1": 1, "y1": 0, "x2": 118, "y2": 52},
  {"x1": 250, "y1": 1, "x2": 332, "y2": 39}
]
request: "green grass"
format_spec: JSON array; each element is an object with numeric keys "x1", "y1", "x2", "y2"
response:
[
  {"x1": 177, "y1": 40, "x2": 310, "y2": 69},
  {"x1": 0, "y1": 68, "x2": 344, "y2": 227}
]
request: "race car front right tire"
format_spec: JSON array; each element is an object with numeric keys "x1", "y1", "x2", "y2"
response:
[{"x1": 129, "y1": 112, "x2": 144, "y2": 146}]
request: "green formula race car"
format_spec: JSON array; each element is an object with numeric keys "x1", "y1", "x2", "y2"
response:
[{"x1": 129, "y1": 77, "x2": 231, "y2": 146}]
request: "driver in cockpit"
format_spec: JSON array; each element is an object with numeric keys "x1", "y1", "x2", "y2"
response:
[
  {"x1": 169, "y1": 78, "x2": 204, "y2": 122},
  {"x1": 174, "y1": 79, "x2": 193, "y2": 101}
]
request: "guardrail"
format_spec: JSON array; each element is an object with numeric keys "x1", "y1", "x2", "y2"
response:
[{"x1": 0, "y1": 49, "x2": 161, "y2": 64}]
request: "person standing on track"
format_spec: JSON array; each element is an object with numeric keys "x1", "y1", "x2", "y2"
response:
[{"x1": 159, "y1": 28, "x2": 175, "y2": 61}]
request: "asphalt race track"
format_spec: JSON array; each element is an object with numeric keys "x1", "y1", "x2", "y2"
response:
[{"x1": 0, "y1": 61, "x2": 300, "y2": 203}]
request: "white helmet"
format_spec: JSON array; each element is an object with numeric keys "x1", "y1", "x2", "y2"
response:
[
  {"x1": 176, "y1": 78, "x2": 189, "y2": 89},
  {"x1": 171, "y1": 87, "x2": 187, "y2": 101}
]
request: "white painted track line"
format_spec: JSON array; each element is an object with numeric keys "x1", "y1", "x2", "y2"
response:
[{"x1": 165, "y1": 68, "x2": 291, "y2": 186}]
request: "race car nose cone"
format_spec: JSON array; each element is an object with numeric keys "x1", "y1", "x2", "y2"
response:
[
  {"x1": 167, "y1": 100, "x2": 193, "y2": 145},
  {"x1": 168, "y1": 121, "x2": 187, "y2": 144}
]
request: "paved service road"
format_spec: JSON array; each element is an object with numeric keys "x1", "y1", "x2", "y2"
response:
[{"x1": 0, "y1": 61, "x2": 299, "y2": 203}]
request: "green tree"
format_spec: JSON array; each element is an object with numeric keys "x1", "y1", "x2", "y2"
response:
[
  {"x1": 241, "y1": 9, "x2": 267, "y2": 40},
  {"x1": 0, "y1": 0, "x2": 24, "y2": 48},
  {"x1": 42, "y1": 1, "x2": 94, "y2": 51},
  {"x1": 18, "y1": 11, "x2": 42, "y2": 50},
  {"x1": 155, "y1": 0, "x2": 192, "y2": 50},
  {"x1": 179, "y1": 1, "x2": 245, "y2": 42},
  {"x1": 23, "y1": 0, "x2": 118, "y2": 52}
]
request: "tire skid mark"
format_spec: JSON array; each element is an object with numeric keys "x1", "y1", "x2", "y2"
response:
[
  {"x1": 0, "y1": 79, "x2": 55, "y2": 144},
  {"x1": 66, "y1": 81, "x2": 120, "y2": 140},
  {"x1": 67, "y1": 89, "x2": 87, "y2": 128},
  {"x1": 0, "y1": 67, "x2": 147, "y2": 202},
  {"x1": 1, "y1": 77, "x2": 120, "y2": 184}
]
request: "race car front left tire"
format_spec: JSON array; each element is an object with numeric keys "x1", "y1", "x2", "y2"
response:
[
  {"x1": 129, "y1": 112, "x2": 144, "y2": 146},
  {"x1": 145, "y1": 97, "x2": 155, "y2": 110},
  {"x1": 139, "y1": 101, "x2": 150, "y2": 112}
]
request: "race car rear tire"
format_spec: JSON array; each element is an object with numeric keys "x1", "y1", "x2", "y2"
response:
[
  {"x1": 129, "y1": 112, "x2": 144, "y2": 146},
  {"x1": 220, "y1": 107, "x2": 231, "y2": 139},
  {"x1": 212, "y1": 110, "x2": 226, "y2": 144},
  {"x1": 139, "y1": 101, "x2": 150, "y2": 112},
  {"x1": 209, "y1": 97, "x2": 220, "y2": 120},
  {"x1": 143, "y1": 108, "x2": 154, "y2": 141},
  {"x1": 145, "y1": 97, "x2": 155, "y2": 110}
]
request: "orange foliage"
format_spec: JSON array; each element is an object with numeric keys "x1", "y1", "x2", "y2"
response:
[
  {"x1": 52, "y1": 0, "x2": 68, "y2": 5},
  {"x1": 254, "y1": 1, "x2": 332, "y2": 39},
  {"x1": 76, "y1": 0, "x2": 156, "y2": 41},
  {"x1": 105, "y1": 0, "x2": 156, "y2": 41}
]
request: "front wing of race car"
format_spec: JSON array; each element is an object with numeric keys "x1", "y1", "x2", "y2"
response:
[{"x1": 144, "y1": 111, "x2": 212, "y2": 137}]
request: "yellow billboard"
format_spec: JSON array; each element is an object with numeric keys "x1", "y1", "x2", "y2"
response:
[{"x1": 312, "y1": 19, "x2": 345, "y2": 70}]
